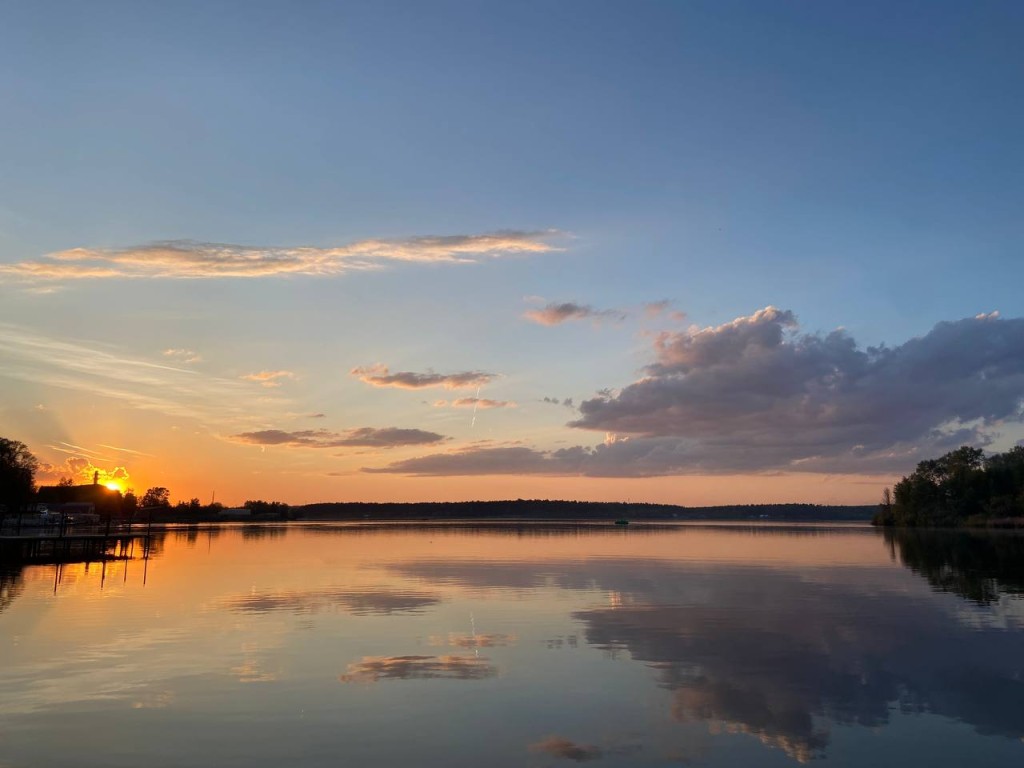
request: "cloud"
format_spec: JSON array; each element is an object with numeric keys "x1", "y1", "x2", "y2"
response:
[
  {"x1": 241, "y1": 370, "x2": 296, "y2": 388},
  {"x1": 37, "y1": 456, "x2": 131, "y2": 488},
  {"x1": 0, "y1": 231, "x2": 562, "y2": 282},
  {"x1": 97, "y1": 443, "x2": 153, "y2": 457},
  {"x1": 360, "y1": 440, "x2": 760, "y2": 478},
  {"x1": 392, "y1": 554, "x2": 1024, "y2": 755},
  {"x1": 542, "y1": 396, "x2": 575, "y2": 409},
  {"x1": 231, "y1": 426, "x2": 447, "y2": 449},
  {"x1": 429, "y1": 632, "x2": 517, "y2": 649},
  {"x1": 529, "y1": 737, "x2": 604, "y2": 762},
  {"x1": 367, "y1": 309, "x2": 1024, "y2": 476},
  {"x1": 0, "y1": 323, "x2": 271, "y2": 425},
  {"x1": 566, "y1": 308, "x2": 1024, "y2": 473},
  {"x1": 644, "y1": 300, "x2": 687, "y2": 322},
  {"x1": 352, "y1": 364, "x2": 497, "y2": 390},
  {"x1": 524, "y1": 301, "x2": 625, "y2": 326},
  {"x1": 339, "y1": 655, "x2": 497, "y2": 683},
  {"x1": 162, "y1": 348, "x2": 201, "y2": 364},
  {"x1": 365, "y1": 445, "x2": 581, "y2": 476},
  {"x1": 435, "y1": 397, "x2": 516, "y2": 409}
]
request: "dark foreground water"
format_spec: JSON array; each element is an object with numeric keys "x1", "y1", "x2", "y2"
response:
[{"x1": 2, "y1": 522, "x2": 1024, "y2": 767}]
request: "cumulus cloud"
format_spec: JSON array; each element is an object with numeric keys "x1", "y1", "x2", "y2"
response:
[
  {"x1": 368, "y1": 310, "x2": 1024, "y2": 476},
  {"x1": 37, "y1": 455, "x2": 132, "y2": 488},
  {"x1": 0, "y1": 231, "x2": 562, "y2": 282},
  {"x1": 570, "y1": 308, "x2": 1024, "y2": 472},
  {"x1": 524, "y1": 301, "x2": 625, "y2": 326},
  {"x1": 351, "y1": 364, "x2": 497, "y2": 390},
  {"x1": 231, "y1": 427, "x2": 446, "y2": 449},
  {"x1": 241, "y1": 370, "x2": 296, "y2": 388}
]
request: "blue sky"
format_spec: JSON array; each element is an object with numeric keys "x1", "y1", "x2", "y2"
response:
[{"x1": 1, "y1": 1, "x2": 1021, "y2": 504}]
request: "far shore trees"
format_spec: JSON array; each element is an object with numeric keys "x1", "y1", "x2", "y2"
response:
[{"x1": 874, "y1": 446, "x2": 1024, "y2": 527}]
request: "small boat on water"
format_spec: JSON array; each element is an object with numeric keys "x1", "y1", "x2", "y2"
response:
[{"x1": 614, "y1": 519, "x2": 630, "y2": 526}]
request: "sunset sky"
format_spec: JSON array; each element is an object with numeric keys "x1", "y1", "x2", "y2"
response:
[{"x1": 1, "y1": 1, "x2": 1022, "y2": 505}]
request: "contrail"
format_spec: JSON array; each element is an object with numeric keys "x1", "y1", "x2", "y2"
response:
[{"x1": 470, "y1": 386, "x2": 481, "y2": 427}]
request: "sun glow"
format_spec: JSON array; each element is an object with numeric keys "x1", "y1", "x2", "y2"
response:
[{"x1": 105, "y1": 481, "x2": 124, "y2": 493}]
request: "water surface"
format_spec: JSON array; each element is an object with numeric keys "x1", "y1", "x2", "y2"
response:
[{"x1": 2, "y1": 523, "x2": 1023, "y2": 767}]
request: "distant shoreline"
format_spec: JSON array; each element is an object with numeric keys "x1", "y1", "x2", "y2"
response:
[{"x1": 292, "y1": 500, "x2": 876, "y2": 523}]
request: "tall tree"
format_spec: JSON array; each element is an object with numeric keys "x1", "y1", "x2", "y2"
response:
[
  {"x1": 140, "y1": 487, "x2": 171, "y2": 508},
  {"x1": 0, "y1": 438, "x2": 40, "y2": 518}
]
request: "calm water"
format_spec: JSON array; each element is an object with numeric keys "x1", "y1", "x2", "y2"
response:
[{"x1": 2, "y1": 523, "x2": 1024, "y2": 767}]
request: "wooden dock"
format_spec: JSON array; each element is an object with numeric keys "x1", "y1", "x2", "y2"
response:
[{"x1": 0, "y1": 532, "x2": 150, "y2": 564}]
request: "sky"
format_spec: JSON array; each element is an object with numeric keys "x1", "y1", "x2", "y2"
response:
[{"x1": 1, "y1": 0, "x2": 1022, "y2": 506}]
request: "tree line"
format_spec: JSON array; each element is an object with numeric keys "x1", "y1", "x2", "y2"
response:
[{"x1": 874, "y1": 446, "x2": 1024, "y2": 527}]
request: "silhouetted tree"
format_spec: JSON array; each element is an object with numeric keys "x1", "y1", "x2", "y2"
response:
[
  {"x1": 877, "y1": 446, "x2": 1024, "y2": 527},
  {"x1": 244, "y1": 499, "x2": 291, "y2": 519},
  {"x1": 0, "y1": 438, "x2": 39, "y2": 523},
  {"x1": 140, "y1": 486, "x2": 171, "y2": 508}
]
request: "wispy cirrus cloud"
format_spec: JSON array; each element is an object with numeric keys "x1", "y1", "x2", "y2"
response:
[
  {"x1": 0, "y1": 323, "x2": 273, "y2": 425},
  {"x1": 241, "y1": 370, "x2": 296, "y2": 388},
  {"x1": 434, "y1": 397, "x2": 516, "y2": 409},
  {"x1": 162, "y1": 348, "x2": 201, "y2": 364},
  {"x1": 98, "y1": 443, "x2": 154, "y2": 457},
  {"x1": 352, "y1": 364, "x2": 497, "y2": 390},
  {"x1": 0, "y1": 231, "x2": 562, "y2": 282},
  {"x1": 524, "y1": 301, "x2": 625, "y2": 326},
  {"x1": 231, "y1": 427, "x2": 447, "y2": 449}
]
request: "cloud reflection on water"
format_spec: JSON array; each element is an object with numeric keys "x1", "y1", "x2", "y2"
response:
[
  {"x1": 219, "y1": 587, "x2": 442, "y2": 616},
  {"x1": 391, "y1": 553, "x2": 1024, "y2": 761},
  {"x1": 529, "y1": 735, "x2": 604, "y2": 762},
  {"x1": 429, "y1": 632, "x2": 516, "y2": 649},
  {"x1": 339, "y1": 654, "x2": 497, "y2": 683}
]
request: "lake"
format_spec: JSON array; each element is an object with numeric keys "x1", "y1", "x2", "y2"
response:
[{"x1": 2, "y1": 522, "x2": 1023, "y2": 767}]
